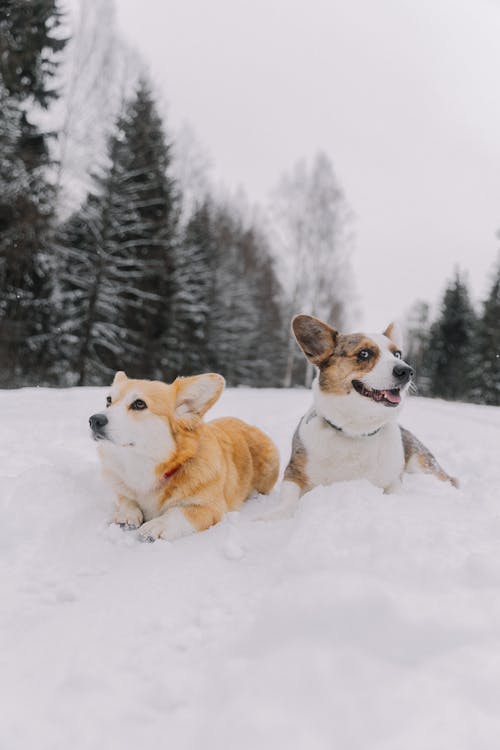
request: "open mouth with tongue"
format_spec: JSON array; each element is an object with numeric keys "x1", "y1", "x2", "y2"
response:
[{"x1": 352, "y1": 380, "x2": 402, "y2": 407}]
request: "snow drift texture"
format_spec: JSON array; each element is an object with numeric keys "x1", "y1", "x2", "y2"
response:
[{"x1": 1, "y1": 387, "x2": 499, "y2": 749}]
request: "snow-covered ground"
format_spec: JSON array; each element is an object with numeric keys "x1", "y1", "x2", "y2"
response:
[{"x1": 1, "y1": 386, "x2": 500, "y2": 749}]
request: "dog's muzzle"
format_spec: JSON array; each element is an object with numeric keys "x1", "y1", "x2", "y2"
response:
[
  {"x1": 392, "y1": 363, "x2": 414, "y2": 385},
  {"x1": 89, "y1": 412, "x2": 108, "y2": 441}
]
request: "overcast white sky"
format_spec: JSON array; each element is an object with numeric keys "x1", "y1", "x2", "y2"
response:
[{"x1": 115, "y1": 0, "x2": 500, "y2": 329}]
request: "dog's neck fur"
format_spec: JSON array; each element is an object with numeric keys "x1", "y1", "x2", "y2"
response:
[{"x1": 312, "y1": 378, "x2": 400, "y2": 438}]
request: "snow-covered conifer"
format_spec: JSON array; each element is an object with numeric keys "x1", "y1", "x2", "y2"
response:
[
  {"x1": 473, "y1": 261, "x2": 500, "y2": 405},
  {"x1": 54, "y1": 78, "x2": 178, "y2": 384},
  {"x1": 425, "y1": 271, "x2": 477, "y2": 401},
  {"x1": 0, "y1": 0, "x2": 66, "y2": 385}
]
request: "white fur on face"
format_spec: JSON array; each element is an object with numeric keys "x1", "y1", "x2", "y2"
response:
[
  {"x1": 361, "y1": 333, "x2": 410, "y2": 392},
  {"x1": 102, "y1": 389, "x2": 175, "y2": 462},
  {"x1": 313, "y1": 332, "x2": 411, "y2": 434},
  {"x1": 314, "y1": 382, "x2": 400, "y2": 434}
]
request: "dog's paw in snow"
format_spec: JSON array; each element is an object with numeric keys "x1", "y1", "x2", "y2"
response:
[
  {"x1": 383, "y1": 479, "x2": 403, "y2": 494},
  {"x1": 137, "y1": 508, "x2": 196, "y2": 543},
  {"x1": 112, "y1": 501, "x2": 143, "y2": 530}
]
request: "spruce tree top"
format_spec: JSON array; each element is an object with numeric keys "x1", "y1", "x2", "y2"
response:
[{"x1": 0, "y1": 0, "x2": 66, "y2": 106}]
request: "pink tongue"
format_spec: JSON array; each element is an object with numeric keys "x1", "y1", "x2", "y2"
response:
[{"x1": 382, "y1": 389, "x2": 401, "y2": 404}]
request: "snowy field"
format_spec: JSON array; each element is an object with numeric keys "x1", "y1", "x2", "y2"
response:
[{"x1": 1, "y1": 386, "x2": 500, "y2": 750}]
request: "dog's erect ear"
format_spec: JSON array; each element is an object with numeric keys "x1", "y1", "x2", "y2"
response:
[
  {"x1": 292, "y1": 315, "x2": 338, "y2": 366},
  {"x1": 174, "y1": 373, "x2": 225, "y2": 419},
  {"x1": 383, "y1": 322, "x2": 404, "y2": 351},
  {"x1": 112, "y1": 371, "x2": 127, "y2": 386}
]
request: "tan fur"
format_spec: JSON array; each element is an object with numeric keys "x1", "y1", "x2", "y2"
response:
[
  {"x1": 318, "y1": 334, "x2": 381, "y2": 394},
  {"x1": 383, "y1": 324, "x2": 402, "y2": 357},
  {"x1": 100, "y1": 373, "x2": 279, "y2": 537},
  {"x1": 383, "y1": 322, "x2": 397, "y2": 342},
  {"x1": 293, "y1": 315, "x2": 386, "y2": 396},
  {"x1": 155, "y1": 415, "x2": 279, "y2": 526},
  {"x1": 292, "y1": 315, "x2": 338, "y2": 366}
]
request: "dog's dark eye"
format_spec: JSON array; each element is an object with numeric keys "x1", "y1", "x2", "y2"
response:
[
  {"x1": 394, "y1": 351, "x2": 402, "y2": 359},
  {"x1": 130, "y1": 399, "x2": 147, "y2": 411},
  {"x1": 357, "y1": 349, "x2": 372, "y2": 361},
  {"x1": 106, "y1": 396, "x2": 112, "y2": 407}
]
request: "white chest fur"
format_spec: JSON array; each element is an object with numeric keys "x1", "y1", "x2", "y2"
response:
[
  {"x1": 99, "y1": 444, "x2": 162, "y2": 521},
  {"x1": 299, "y1": 412, "x2": 404, "y2": 490}
]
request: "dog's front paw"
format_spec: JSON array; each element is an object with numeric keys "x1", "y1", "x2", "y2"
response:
[
  {"x1": 112, "y1": 503, "x2": 143, "y2": 530},
  {"x1": 383, "y1": 479, "x2": 403, "y2": 494},
  {"x1": 137, "y1": 508, "x2": 196, "y2": 543},
  {"x1": 137, "y1": 517, "x2": 165, "y2": 543}
]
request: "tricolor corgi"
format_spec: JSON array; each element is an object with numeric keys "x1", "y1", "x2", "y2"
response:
[
  {"x1": 276, "y1": 314, "x2": 458, "y2": 518},
  {"x1": 89, "y1": 372, "x2": 279, "y2": 541}
]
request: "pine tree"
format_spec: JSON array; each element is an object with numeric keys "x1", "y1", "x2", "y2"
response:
[
  {"x1": 0, "y1": 0, "x2": 65, "y2": 106},
  {"x1": 426, "y1": 271, "x2": 477, "y2": 401},
  {"x1": 199, "y1": 205, "x2": 256, "y2": 384},
  {"x1": 206, "y1": 204, "x2": 285, "y2": 386},
  {"x1": 473, "y1": 261, "x2": 500, "y2": 405},
  {"x1": 110, "y1": 79, "x2": 178, "y2": 379},
  {"x1": 236, "y1": 224, "x2": 286, "y2": 386},
  {"x1": 51, "y1": 194, "x2": 109, "y2": 385},
  {"x1": 165, "y1": 199, "x2": 213, "y2": 378},
  {"x1": 0, "y1": 0, "x2": 66, "y2": 385},
  {"x1": 54, "y1": 79, "x2": 178, "y2": 385},
  {"x1": 404, "y1": 300, "x2": 431, "y2": 395}
]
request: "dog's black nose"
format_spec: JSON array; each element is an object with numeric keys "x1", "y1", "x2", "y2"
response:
[
  {"x1": 89, "y1": 413, "x2": 108, "y2": 432},
  {"x1": 392, "y1": 364, "x2": 414, "y2": 383}
]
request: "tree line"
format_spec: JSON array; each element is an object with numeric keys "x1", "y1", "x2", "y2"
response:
[
  {"x1": 406, "y1": 265, "x2": 500, "y2": 405},
  {"x1": 0, "y1": 0, "x2": 353, "y2": 388},
  {"x1": 4, "y1": 1, "x2": 496, "y2": 402}
]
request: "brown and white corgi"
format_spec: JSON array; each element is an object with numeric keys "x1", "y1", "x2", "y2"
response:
[
  {"x1": 89, "y1": 372, "x2": 279, "y2": 541},
  {"x1": 275, "y1": 314, "x2": 458, "y2": 518}
]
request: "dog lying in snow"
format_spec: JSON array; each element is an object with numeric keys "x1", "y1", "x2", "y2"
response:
[
  {"x1": 275, "y1": 315, "x2": 458, "y2": 518},
  {"x1": 89, "y1": 371, "x2": 279, "y2": 542}
]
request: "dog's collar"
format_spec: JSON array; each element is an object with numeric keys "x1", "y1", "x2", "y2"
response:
[
  {"x1": 307, "y1": 410, "x2": 382, "y2": 438},
  {"x1": 323, "y1": 416, "x2": 382, "y2": 438},
  {"x1": 163, "y1": 464, "x2": 182, "y2": 480}
]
